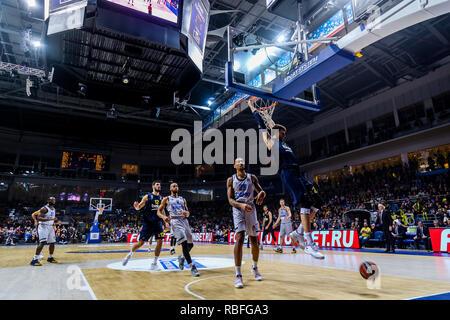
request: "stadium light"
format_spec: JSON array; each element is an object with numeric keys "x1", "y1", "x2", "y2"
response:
[
  {"x1": 276, "y1": 34, "x2": 286, "y2": 43},
  {"x1": 32, "y1": 41, "x2": 41, "y2": 47},
  {"x1": 207, "y1": 99, "x2": 213, "y2": 106},
  {"x1": 233, "y1": 60, "x2": 240, "y2": 71},
  {"x1": 198, "y1": 105, "x2": 211, "y2": 110},
  {"x1": 247, "y1": 49, "x2": 268, "y2": 70},
  {"x1": 27, "y1": 0, "x2": 36, "y2": 7}
]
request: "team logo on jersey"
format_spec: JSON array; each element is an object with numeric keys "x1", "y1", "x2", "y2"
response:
[{"x1": 106, "y1": 257, "x2": 239, "y2": 272}]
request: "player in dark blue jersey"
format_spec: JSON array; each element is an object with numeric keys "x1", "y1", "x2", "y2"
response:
[
  {"x1": 249, "y1": 99, "x2": 325, "y2": 259},
  {"x1": 122, "y1": 180, "x2": 170, "y2": 270}
]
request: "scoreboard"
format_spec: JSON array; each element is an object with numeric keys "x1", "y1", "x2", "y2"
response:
[{"x1": 61, "y1": 151, "x2": 109, "y2": 171}]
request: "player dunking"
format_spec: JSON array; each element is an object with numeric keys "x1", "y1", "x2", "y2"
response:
[
  {"x1": 158, "y1": 183, "x2": 200, "y2": 277},
  {"x1": 272, "y1": 199, "x2": 296, "y2": 254},
  {"x1": 30, "y1": 197, "x2": 59, "y2": 266},
  {"x1": 122, "y1": 181, "x2": 168, "y2": 270},
  {"x1": 249, "y1": 99, "x2": 325, "y2": 259},
  {"x1": 227, "y1": 157, "x2": 266, "y2": 288},
  {"x1": 260, "y1": 205, "x2": 276, "y2": 250}
]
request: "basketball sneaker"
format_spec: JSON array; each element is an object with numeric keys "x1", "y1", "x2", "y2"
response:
[
  {"x1": 289, "y1": 231, "x2": 306, "y2": 250},
  {"x1": 47, "y1": 257, "x2": 58, "y2": 263},
  {"x1": 234, "y1": 275, "x2": 244, "y2": 288},
  {"x1": 304, "y1": 245, "x2": 325, "y2": 260},
  {"x1": 191, "y1": 265, "x2": 200, "y2": 277},
  {"x1": 150, "y1": 262, "x2": 160, "y2": 271},
  {"x1": 274, "y1": 247, "x2": 283, "y2": 253},
  {"x1": 252, "y1": 267, "x2": 262, "y2": 281},
  {"x1": 38, "y1": 254, "x2": 44, "y2": 260},
  {"x1": 291, "y1": 248, "x2": 297, "y2": 254},
  {"x1": 30, "y1": 259, "x2": 42, "y2": 266},
  {"x1": 170, "y1": 248, "x2": 176, "y2": 255},
  {"x1": 178, "y1": 254, "x2": 185, "y2": 270},
  {"x1": 122, "y1": 253, "x2": 132, "y2": 266}
]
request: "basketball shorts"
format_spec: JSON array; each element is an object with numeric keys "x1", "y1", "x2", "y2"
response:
[
  {"x1": 280, "y1": 168, "x2": 324, "y2": 209},
  {"x1": 38, "y1": 224, "x2": 56, "y2": 243},
  {"x1": 139, "y1": 220, "x2": 164, "y2": 242},
  {"x1": 280, "y1": 222, "x2": 293, "y2": 237},
  {"x1": 171, "y1": 218, "x2": 193, "y2": 244},
  {"x1": 232, "y1": 205, "x2": 258, "y2": 237}
]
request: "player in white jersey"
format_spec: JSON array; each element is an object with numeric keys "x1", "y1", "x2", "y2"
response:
[
  {"x1": 30, "y1": 197, "x2": 59, "y2": 266},
  {"x1": 272, "y1": 199, "x2": 296, "y2": 254},
  {"x1": 227, "y1": 157, "x2": 266, "y2": 288},
  {"x1": 158, "y1": 183, "x2": 199, "y2": 277}
]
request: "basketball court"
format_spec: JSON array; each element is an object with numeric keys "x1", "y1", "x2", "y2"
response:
[
  {"x1": 1, "y1": 243, "x2": 449, "y2": 300},
  {"x1": 0, "y1": 0, "x2": 450, "y2": 306}
]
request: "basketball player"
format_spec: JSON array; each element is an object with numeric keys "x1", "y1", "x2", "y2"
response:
[
  {"x1": 249, "y1": 99, "x2": 324, "y2": 259},
  {"x1": 122, "y1": 181, "x2": 168, "y2": 270},
  {"x1": 227, "y1": 157, "x2": 266, "y2": 288},
  {"x1": 272, "y1": 199, "x2": 296, "y2": 254},
  {"x1": 30, "y1": 197, "x2": 59, "y2": 266},
  {"x1": 158, "y1": 183, "x2": 200, "y2": 277},
  {"x1": 260, "y1": 205, "x2": 276, "y2": 251}
]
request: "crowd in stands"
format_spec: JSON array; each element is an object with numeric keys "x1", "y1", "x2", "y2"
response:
[{"x1": 1, "y1": 157, "x2": 449, "y2": 250}]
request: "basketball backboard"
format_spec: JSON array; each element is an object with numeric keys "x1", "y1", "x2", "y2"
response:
[
  {"x1": 225, "y1": 25, "x2": 355, "y2": 111},
  {"x1": 89, "y1": 197, "x2": 113, "y2": 212}
]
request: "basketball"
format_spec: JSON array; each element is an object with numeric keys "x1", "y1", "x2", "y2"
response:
[{"x1": 359, "y1": 261, "x2": 379, "y2": 280}]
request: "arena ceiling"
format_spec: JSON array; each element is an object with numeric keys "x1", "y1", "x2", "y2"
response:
[{"x1": 0, "y1": 0, "x2": 449, "y2": 139}]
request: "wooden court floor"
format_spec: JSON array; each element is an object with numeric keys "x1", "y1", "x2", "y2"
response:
[{"x1": 1, "y1": 243, "x2": 449, "y2": 300}]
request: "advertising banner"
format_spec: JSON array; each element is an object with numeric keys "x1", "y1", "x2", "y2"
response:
[{"x1": 228, "y1": 230, "x2": 360, "y2": 249}]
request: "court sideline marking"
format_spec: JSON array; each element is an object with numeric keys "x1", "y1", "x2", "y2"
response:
[
  {"x1": 406, "y1": 290, "x2": 450, "y2": 300},
  {"x1": 79, "y1": 268, "x2": 98, "y2": 300},
  {"x1": 184, "y1": 272, "x2": 352, "y2": 300}
]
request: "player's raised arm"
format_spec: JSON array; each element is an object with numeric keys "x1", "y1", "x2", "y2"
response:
[
  {"x1": 133, "y1": 194, "x2": 148, "y2": 211},
  {"x1": 157, "y1": 197, "x2": 170, "y2": 223},
  {"x1": 251, "y1": 174, "x2": 266, "y2": 205}
]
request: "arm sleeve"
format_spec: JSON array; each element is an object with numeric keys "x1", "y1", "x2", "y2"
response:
[{"x1": 252, "y1": 110, "x2": 265, "y2": 129}]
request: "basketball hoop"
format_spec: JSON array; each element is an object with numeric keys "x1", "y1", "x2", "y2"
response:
[
  {"x1": 249, "y1": 96, "x2": 277, "y2": 130},
  {"x1": 93, "y1": 207, "x2": 104, "y2": 222}
]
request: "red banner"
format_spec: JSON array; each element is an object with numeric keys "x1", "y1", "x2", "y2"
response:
[
  {"x1": 228, "y1": 230, "x2": 360, "y2": 248},
  {"x1": 429, "y1": 228, "x2": 450, "y2": 252},
  {"x1": 127, "y1": 232, "x2": 213, "y2": 244}
]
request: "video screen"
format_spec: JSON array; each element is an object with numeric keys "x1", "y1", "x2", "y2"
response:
[
  {"x1": 188, "y1": 0, "x2": 207, "y2": 52},
  {"x1": 106, "y1": 0, "x2": 179, "y2": 24}
]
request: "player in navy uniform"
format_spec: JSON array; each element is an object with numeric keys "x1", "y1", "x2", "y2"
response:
[
  {"x1": 249, "y1": 99, "x2": 324, "y2": 259},
  {"x1": 260, "y1": 205, "x2": 276, "y2": 251},
  {"x1": 227, "y1": 157, "x2": 266, "y2": 288},
  {"x1": 122, "y1": 181, "x2": 169, "y2": 270}
]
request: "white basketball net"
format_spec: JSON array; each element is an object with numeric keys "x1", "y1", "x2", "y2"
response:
[{"x1": 250, "y1": 97, "x2": 277, "y2": 130}]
